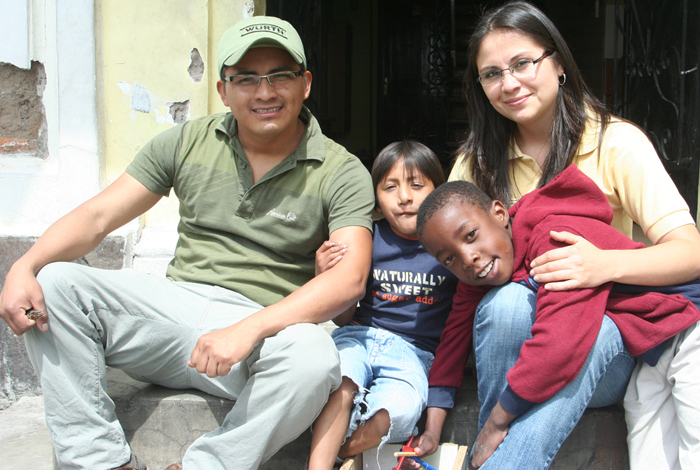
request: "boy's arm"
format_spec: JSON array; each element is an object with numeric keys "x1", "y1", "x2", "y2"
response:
[
  {"x1": 315, "y1": 240, "x2": 348, "y2": 276},
  {"x1": 471, "y1": 282, "x2": 607, "y2": 467},
  {"x1": 427, "y1": 282, "x2": 487, "y2": 401},
  {"x1": 0, "y1": 173, "x2": 162, "y2": 335},
  {"x1": 332, "y1": 304, "x2": 357, "y2": 326},
  {"x1": 402, "y1": 407, "x2": 448, "y2": 468},
  {"x1": 406, "y1": 282, "x2": 487, "y2": 460},
  {"x1": 315, "y1": 240, "x2": 359, "y2": 326},
  {"x1": 502, "y1": 278, "x2": 609, "y2": 411}
]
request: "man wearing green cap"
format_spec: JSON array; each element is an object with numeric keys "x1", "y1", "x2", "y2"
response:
[{"x1": 0, "y1": 16, "x2": 374, "y2": 470}]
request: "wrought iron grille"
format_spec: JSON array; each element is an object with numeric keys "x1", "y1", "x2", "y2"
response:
[
  {"x1": 612, "y1": 0, "x2": 700, "y2": 215},
  {"x1": 426, "y1": 6, "x2": 451, "y2": 99}
]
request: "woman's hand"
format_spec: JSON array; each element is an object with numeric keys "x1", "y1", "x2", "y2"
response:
[
  {"x1": 529, "y1": 231, "x2": 612, "y2": 291},
  {"x1": 315, "y1": 241, "x2": 347, "y2": 276}
]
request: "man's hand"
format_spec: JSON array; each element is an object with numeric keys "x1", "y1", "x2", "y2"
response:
[
  {"x1": 2, "y1": 173, "x2": 164, "y2": 336},
  {"x1": 315, "y1": 241, "x2": 347, "y2": 276},
  {"x1": 188, "y1": 321, "x2": 260, "y2": 377},
  {"x1": 0, "y1": 264, "x2": 48, "y2": 334},
  {"x1": 471, "y1": 402, "x2": 515, "y2": 468},
  {"x1": 529, "y1": 230, "x2": 610, "y2": 291}
]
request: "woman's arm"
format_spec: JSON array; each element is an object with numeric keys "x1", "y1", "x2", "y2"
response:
[
  {"x1": 529, "y1": 224, "x2": 700, "y2": 291},
  {"x1": 529, "y1": 119, "x2": 700, "y2": 290}
]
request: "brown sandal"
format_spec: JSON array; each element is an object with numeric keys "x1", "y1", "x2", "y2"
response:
[{"x1": 111, "y1": 454, "x2": 148, "y2": 470}]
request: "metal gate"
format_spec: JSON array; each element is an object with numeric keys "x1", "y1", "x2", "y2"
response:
[{"x1": 612, "y1": 0, "x2": 700, "y2": 216}]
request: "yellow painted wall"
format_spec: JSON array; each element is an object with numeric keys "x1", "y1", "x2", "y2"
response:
[{"x1": 99, "y1": 0, "x2": 265, "y2": 226}]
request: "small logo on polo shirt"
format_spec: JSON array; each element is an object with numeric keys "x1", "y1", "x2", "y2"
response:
[
  {"x1": 240, "y1": 24, "x2": 288, "y2": 40},
  {"x1": 267, "y1": 208, "x2": 297, "y2": 222}
]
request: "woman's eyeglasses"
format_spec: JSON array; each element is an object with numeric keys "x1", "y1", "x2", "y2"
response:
[{"x1": 477, "y1": 51, "x2": 554, "y2": 86}]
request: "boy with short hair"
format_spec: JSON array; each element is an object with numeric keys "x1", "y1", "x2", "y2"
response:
[{"x1": 414, "y1": 164, "x2": 700, "y2": 469}]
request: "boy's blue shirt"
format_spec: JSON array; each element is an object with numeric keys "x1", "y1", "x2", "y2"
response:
[{"x1": 350, "y1": 218, "x2": 459, "y2": 354}]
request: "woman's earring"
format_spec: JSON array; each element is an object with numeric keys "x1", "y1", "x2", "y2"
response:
[{"x1": 558, "y1": 73, "x2": 567, "y2": 86}]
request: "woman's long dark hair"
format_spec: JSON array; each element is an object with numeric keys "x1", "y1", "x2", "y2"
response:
[{"x1": 459, "y1": 0, "x2": 610, "y2": 205}]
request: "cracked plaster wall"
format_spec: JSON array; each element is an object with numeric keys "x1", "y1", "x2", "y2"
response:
[
  {"x1": 0, "y1": 61, "x2": 48, "y2": 159},
  {"x1": 100, "y1": 0, "x2": 261, "y2": 274},
  {"x1": 1, "y1": 0, "x2": 265, "y2": 407}
]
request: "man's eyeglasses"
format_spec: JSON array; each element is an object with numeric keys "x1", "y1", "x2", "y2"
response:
[
  {"x1": 477, "y1": 51, "x2": 554, "y2": 86},
  {"x1": 223, "y1": 70, "x2": 303, "y2": 90}
]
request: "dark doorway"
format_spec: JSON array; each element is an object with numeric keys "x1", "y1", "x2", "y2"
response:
[
  {"x1": 266, "y1": 1, "x2": 699, "y2": 217},
  {"x1": 266, "y1": 0, "x2": 377, "y2": 168},
  {"x1": 266, "y1": 0, "x2": 456, "y2": 170},
  {"x1": 375, "y1": 0, "x2": 452, "y2": 166},
  {"x1": 266, "y1": 0, "x2": 609, "y2": 170}
]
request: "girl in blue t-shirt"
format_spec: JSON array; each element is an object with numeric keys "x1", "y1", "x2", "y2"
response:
[{"x1": 307, "y1": 141, "x2": 458, "y2": 470}]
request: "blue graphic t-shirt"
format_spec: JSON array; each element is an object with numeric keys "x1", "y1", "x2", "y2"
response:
[{"x1": 352, "y1": 219, "x2": 459, "y2": 353}]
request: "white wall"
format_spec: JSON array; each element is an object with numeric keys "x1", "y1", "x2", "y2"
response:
[{"x1": 0, "y1": 0, "x2": 125, "y2": 236}]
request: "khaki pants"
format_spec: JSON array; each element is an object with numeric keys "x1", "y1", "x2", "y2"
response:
[
  {"x1": 25, "y1": 262, "x2": 341, "y2": 470},
  {"x1": 625, "y1": 321, "x2": 700, "y2": 470}
]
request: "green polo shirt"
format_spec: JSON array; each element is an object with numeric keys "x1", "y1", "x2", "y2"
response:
[{"x1": 126, "y1": 107, "x2": 374, "y2": 307}]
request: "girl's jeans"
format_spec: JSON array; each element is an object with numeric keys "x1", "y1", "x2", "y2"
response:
[{"x1": 332, "y1": 325, "x2": 433, "y2": 444}]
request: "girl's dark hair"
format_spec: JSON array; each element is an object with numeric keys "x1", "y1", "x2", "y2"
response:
[
  {"x1": 371, "y1": 140, "x2": 446, "y2": 197},
  {"x1": 460, "y1": 0, "x2": 610, "y2": 205}
]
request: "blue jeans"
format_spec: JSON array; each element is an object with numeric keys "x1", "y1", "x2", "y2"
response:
[
  {"x1": 473, "y1": 282, "x2": 635, "y2": 469},
  {"x1": 332, "y1": 325, "x2": 433, "y2": 444}
]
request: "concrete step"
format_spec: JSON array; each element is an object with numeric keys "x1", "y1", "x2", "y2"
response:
[
  {"x1": 0, "y1": 396, "x2": 54, "y2": 470},
  {"x1": 0, "y1": 364, "x2": 628, "y2": 469},
  {"x1": 0, "y1": 365, "x2": 628, "y2": 469},
  {"x1": 106, "y1": 368, "x2": 628, "y2": 470}
]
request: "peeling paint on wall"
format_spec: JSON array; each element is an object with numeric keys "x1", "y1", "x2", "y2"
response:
[
  {"x1": 168, "y1": 101, "x2": 190, "y2": 124},
  {"x1": 130, "y1": 84, "x2": 151, "y2": 113},
  {"x1": 116, "y1": 81, "x2": 190, "y2": 125},
  {"x1": 117, "y1": 82, "x2": 131, "y2": 98},
  {"x1": 188, "y1": 48, "x2": 204, "y2": 83},
  {"x1": 0, "y1": 62, "x2": 48, "y2": 159}
]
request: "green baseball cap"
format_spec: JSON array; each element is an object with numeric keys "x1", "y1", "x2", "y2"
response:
[{"x1": 217, "y1": 16, "x2": 306, "y2": 76}]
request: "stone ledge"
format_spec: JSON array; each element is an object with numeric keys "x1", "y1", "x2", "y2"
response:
[
  {"x1": 0, "y1": 236, "x2": 127, "y2": 410},
  {"x1": 108, "y1": 368, "x2": 629, "y2": 470}
]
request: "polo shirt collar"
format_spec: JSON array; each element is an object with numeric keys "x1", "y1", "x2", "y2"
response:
[{"x1": 214, "y1": 106, "x2": 326, "y2": 163}]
